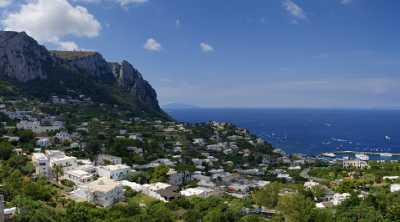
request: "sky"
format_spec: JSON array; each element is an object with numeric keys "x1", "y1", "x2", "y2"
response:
[{"x1": 1, "y1": 0, "x2": 400, "y2": 109}]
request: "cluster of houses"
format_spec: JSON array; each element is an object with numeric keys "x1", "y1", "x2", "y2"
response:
[
  {"x1": 30, "y1": 145, "x2": 273, "y2": 207},
  {"x1": 4, "y1": 100, "x2": 400, "y2": 211},
  {"x1": 32, "y1": 152, "x2": 132, "y2": 207},
  {"x1": 0, "y1": 108, "x2": 64, "y2": 134},
  {"x1": 51, "y1": 95, "x2": 92, "y2": 105}
]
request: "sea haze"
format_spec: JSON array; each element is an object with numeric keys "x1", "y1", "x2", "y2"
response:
[{"x1": 166, "y1": 108, "x2": 400, "y2": 154}]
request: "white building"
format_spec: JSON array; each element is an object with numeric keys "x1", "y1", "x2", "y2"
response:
[
  {"x1": 142, "y1": 182, "x2": 178, "y2": 201},
  {"x1": 17, "y1": 120, "x2": 63, "y2": 134},
  {"x1": 96, "y1": 154, "x2": 122, "y2": 165},
  {"x1": 128, "y1": 134, "x2": 143, "y2": 141},
  {"x1": 277, "y1": 173, "x2": 292, "y2": 181},
  {"x1": 180, "y1": 187, "x2": 215, "y2": 198},
  {"x1": 36, "y1": 138, "x2": 51, "y2": 147},
  {"x1": 383, "y1": 176, "x2": 399, "y2": 181},
  {"x1": 228, "y1": 183, "x2": 250, "y2": 193},
  {"x1": 32, "y1": 153, "x2": 50, "y2": 177},
  {"x1": 64, "y1": 169, "x2": 95, "y2": 185},
  {"x1": 120, "y1": 180, "x2": 143, "y2": 192},
  {"x1": 390, "y1": 184, "x2": 400, "y2": 193},
  {"x1": 332, "y1": 193, "x2": 351, "y2": 206},
  {"x1": 343, "y1": 160, "x2": 368, "y2": 169},
  {"x1": 70, "y1": 178, "x2": 124, "y2": 207},
  {"x1": 55, "y1": 131, "x2": 71, "y2": 143},
  {"x1": 97, "y1": 164, "x2": 130, "y2": 181},
  {"x1": 304, "y1": 181, "x2": 320, "y2": 189},
  {"x1": 193, "y1": 138, "x2": 206, "y2": 146},
  {"x1": 46, "y1": 150, "x2": 78, "y2": 171}
]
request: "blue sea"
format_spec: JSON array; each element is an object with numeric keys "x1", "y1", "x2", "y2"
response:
[{"x1": 166, "y1": 108, "x2": 400, "y2": 155}]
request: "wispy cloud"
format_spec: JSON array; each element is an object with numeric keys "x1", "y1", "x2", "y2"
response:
[
  {"x1": 340, "y1": 0, "x2": 352, "y2": 5},
  {"x1": 144, "y1": 38, "x2": 162, "y2": 52},
  {"x1": 118, "y1": 0, "x2": 148, "y2": 7},
  {"x1": 175, "y1": 19, "x2": 181, "y2": 28},
  {"x1": 73, "y1": 0, "x2": 148, "y2": 7},
  {"x1": 200, "y1": 42, "x2": 214, "y2": 53},
  {"x1": 282, "y1": 0, "x2": 307, "y2": 23},
  {"x1": 0, "y1": 0, "x2": 12, "y2": 8}
]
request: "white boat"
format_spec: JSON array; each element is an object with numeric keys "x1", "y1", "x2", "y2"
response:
[
  {"x1": 355, "y1": 153, "x2": 369, "y2": 161},
  {"x1": 380, "y1": 153, "x2": 392, "y2": 157}
]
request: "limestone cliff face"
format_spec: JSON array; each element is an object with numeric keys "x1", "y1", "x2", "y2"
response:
[
  {"x1": 0, "y1": 31, "x2": 53, "y2": 82},
  {"x1": 0, "y1": 31, "x2": 162, "y2": 114},
  {"x1": 51, "y1": 51, "x2": 112, "y2": 80},
  {"x1": 111, "y1": 61, "x2": 160, "y2": 110}
]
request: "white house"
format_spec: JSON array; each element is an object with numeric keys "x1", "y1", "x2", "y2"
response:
[
  {"x1": 55, "y1": 131, "x2": 72, "y2": 143},
  {"x1": 97, "y1": 164, "x2": 130, "y2": 181},
  {"x1": 17, "y1": 120, "x2": 63, "y2": 134},
  {"x1": 142, "y1": 182, "x2": 178, "y2": 201},
  {"x1": 277, "y1": 173, "x2": 292, "y2": 181},
  {"x1": 383, "y1": 176, "x2": 399, "y2": 181},
  {"x1": 128, "y1": 134, "x2": 143, "y2": 141},
  {"x1": 390, "y1": 184, "x2": 400, "y2": 193},
  {"x1": 180, "y1": 187, "x2": 215, "y2": 198},
  {"x1": 64, "y1": 169, "x2": 95, "y2": 185},
  {"x1": 96, "y1": 154, "x2": 122, "y2": 165},
  {"x1": 193, "y1": 138, "x2": 206, "y2": 146},
  {"x1": 46, "y1": 150, "x2": 78, "y2": 171},
  {"x1": 343, "y1": 160, "x2": 368, "y2": 169},
  {"x1": 304, "y1": 181, "x2": 320, "y2": 189},
  {"x1": 36, "y1": 138, "x2": 51, "y2": 147},
  {"x1": 70, "y1": 178, "x2": 124, "y2": 207},
  {"x1": 332, "y1": 193, "x2": 351, "y2": 206},
  {"x1": 120, "y1": 180, "x2": 143, "y2": 192},
  {"x1": 32, "y1": 153, "x2": 50, "y2": 177}
]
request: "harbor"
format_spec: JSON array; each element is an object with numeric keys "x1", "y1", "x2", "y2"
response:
[{"x1": 320, "y1": 151, "x2": 400, "y2": 161}]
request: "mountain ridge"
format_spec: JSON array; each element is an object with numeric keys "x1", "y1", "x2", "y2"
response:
[{"x1": 0, "y1": 31, "x2": 166, "y2": 118}]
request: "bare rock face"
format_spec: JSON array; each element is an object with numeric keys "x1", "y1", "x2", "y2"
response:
[
  {"x1": 111, "y1": 61, "x2": 160, "y2": 110},
  {"x1": 0, "y1": 31, "x2": 162, "y2": 114},
  {"x1": 0, "y1": 31, "x2": 52, "y2": 82},
  {"x1": 51, "y1": 51, "x2": 112, "y2": 79}
]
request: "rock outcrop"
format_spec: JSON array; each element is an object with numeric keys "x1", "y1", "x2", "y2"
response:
[
  {"x1": 111, "y1": 61, "x2": 160, "y2": 110},
  {"x1": 51, "y1": 51, "x2": 113, "y2": 80},
  {"x1": 0, "y1": 31, "x2": 53, "y2": 82},
  {"x1": 0, "y1": 31, "x2": 162, "y2": 114}
]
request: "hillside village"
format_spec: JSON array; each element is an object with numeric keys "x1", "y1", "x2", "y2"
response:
[{"x1": 0, "y1": 94, "x2": 400, "y2": 221}]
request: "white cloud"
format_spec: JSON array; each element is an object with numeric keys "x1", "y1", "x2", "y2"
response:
[
  {"x1": 73, "y1": 0, "x2": 101, "y2": 3},
  {"x1": 340, "y1": 0, "x2": 352, "y2": 5},
  {"x1": 74, "y1": 0, "x2": 148, "y2": 7},
  {"x1": 200, "y1": 42, "x2": 214, "y2": 53},
  {"x1": 2, "y1": 0, "x2": 101, "y2": 50},
  {"x1": 282, "y1": 0, "x2": 307, "y2": 23},
  {"x1": 0, "y1": 0, "x2": 12, "y2": 8},
  {"x1": 58, "y1": 41, "x2": 80, "y2": 51},
  {"x1": 144, "y1": 38, "x2": 162, "y2": 52},
  {"x1": 118, "y1": 0, "x2": 148, "y2": 7}
]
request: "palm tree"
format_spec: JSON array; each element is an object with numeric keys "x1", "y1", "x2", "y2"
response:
[{"x1": 52, "y1": 164, "x2": 64, "y2": 184}]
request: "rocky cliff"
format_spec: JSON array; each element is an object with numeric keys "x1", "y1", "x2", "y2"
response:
[
  {"x1": 0, "y1": 31, "x2": 53, "y2": 82},
  {"x1": 110, "y1": 61, "x2": 159, "y2": 109},
  {"x1": 0, "y1": 31, "x2": 163, "y2": 116}
]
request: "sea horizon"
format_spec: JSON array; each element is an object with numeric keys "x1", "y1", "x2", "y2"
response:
[{"x1": 166, "y1": 108, "x2": 400, "y2": 155}]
